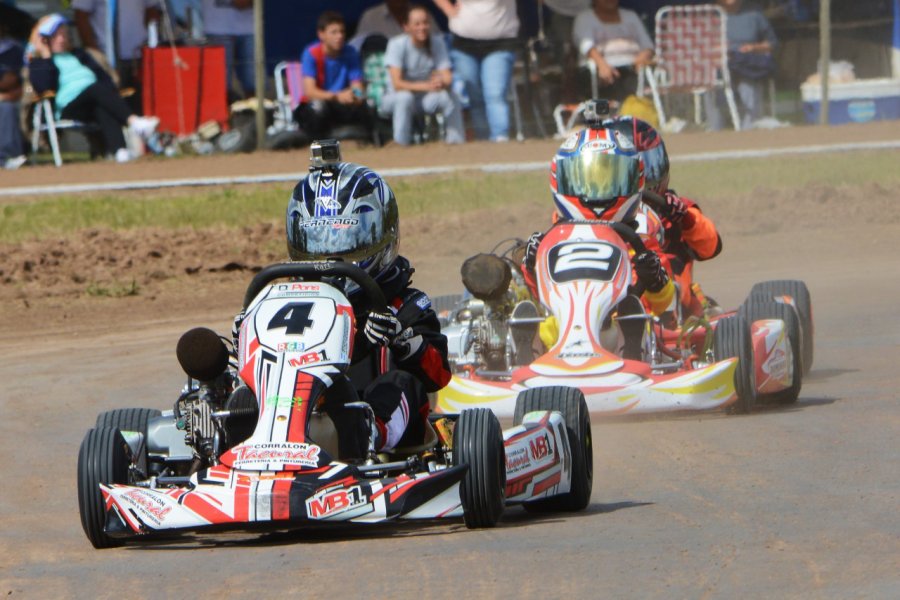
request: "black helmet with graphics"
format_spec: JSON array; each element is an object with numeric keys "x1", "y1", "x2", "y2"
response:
[
  {"x1": 286, "y1": 140, "x2": 399, "y2": 281},
  {"x1": 601, "y1": 116, "x2": 670, "y2": 195}
]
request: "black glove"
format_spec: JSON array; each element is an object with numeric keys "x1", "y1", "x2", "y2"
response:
[
  {"x1": 523, "y1": 232, "x2": 543, "y2": 272},
  {"x1": 662, "y1": 191, "x2": 687, "y2": 223},
  {"x1": 364, "y1": 310, "x2": 403, "y2": 347},
  {"x1": 633, "y1": 251, "x2": 669, "y2": 293}
]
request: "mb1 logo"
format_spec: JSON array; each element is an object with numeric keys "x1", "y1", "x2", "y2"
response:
[
  {"x1": 306, "y1": 485, "x2": 367, "y2": 519},
  {"x1": 530, "y1": 433, "x2": 553, "y2": 461}
]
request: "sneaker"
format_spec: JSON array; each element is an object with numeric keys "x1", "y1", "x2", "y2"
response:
[
  {"x1": 115, "y1": 148, "x2": 133, "y2": 163},
  {"x1": 491, "y1": 135, "x2": 510, "y2": 143},
  {"x1": 2, "y1": 155, "x2": 27, "y2": 170},
  {"x1": 129, "y1": 116, "x2": 160, "y2": 138}
]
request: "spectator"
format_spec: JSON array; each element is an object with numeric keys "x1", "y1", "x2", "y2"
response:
[
  {"x1": 380, "y1": 4, "x2": 464, "y2": 145},
  {"x1": 294, "y1": 11, "x2": 373, "y2": 141},
  {"x1": 434, "y1": 0, "x2": 519, "y2": 142},
  {"x1": 573, "y1": 0, "x2": 654, "y2": 103},
  {"x1": 0, "y1": 25, "x2": 26, "y2": 169},
  {"x1": 355, "y1": 0, "x2": 440, "y2": 44},
  {"x1": 73, "y1": 0, "x2": 161, "y2": 110},
  {"x1": 201, "y1": 0, "x2": 255, "y2": 100},
  {"x1": 28, "y1": 14, "x2": 159, "y2": 163},
  {"x1": 542, "y1": 0, "x2": 589, "y2": 102},
  {"x1": 704, "y1": 0, "x2": 777, "y2": 130}
]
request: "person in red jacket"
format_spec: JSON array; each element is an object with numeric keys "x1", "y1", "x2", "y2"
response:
[
  {"x1": 600, "y1": 115, "x2": 723, "y2": 318},
  {"x1": 234, "y1": 141, "x2": 450, "y2": 455}
]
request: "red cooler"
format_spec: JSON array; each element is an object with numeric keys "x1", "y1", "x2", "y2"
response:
[{"x1": 142, "y1": 46, "x2": 229, "y2": 136}]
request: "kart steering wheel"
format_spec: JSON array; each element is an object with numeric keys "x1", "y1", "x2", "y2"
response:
[
  {"x1": 242, "y1": 261, "x2": 387, "y2": 313},
  {"x1": 639, "y1": 190, "x2": 668, "y2": 217}
]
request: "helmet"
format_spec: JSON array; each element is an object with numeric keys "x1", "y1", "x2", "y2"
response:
[
  {"x1": 601, "y1": 116, "x2": 669, "y2": 195},
  {"x1": 286, "y1": 161, "x2": 399, "y2": 282},
  {"x1": 550, "y1": 127, "x2": 645, "y2": 221}
]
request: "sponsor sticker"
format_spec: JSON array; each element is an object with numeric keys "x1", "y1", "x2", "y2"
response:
[
  {"x1": 416, "y1": 294, "x2": 432, "y2": 310},
  {"x1": 306, "y1": 485, "x2": 368, "y2": 519},
  {"x1": 561, "y1": 133, "x2": 580, "y2": 151},
  {"x1": 121, "y1": 489, "x2": 172, "y2": 524},
  {"x1": 584, "y1": 139, "x2": 616, "y2": 153},
  {"x1": 232, "y1": 442, "x2": 321, "y2": 467},
  {"x1": 277, "y1": 341, "x2": 307, "y2": 352},
  {"x1": 505, "y1": 445, "x2": 532, "y2": 475}
]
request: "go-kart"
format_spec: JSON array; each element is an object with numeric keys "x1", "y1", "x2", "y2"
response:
[
  {"x1": 435, "y1": 216, "x2": 813, "y2": 417},
  {"x1": 77, "y1": 262, "x2": 593, "y2": 549}
]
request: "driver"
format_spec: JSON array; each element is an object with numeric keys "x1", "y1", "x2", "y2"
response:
[
  {"x1": 234, "y1": 141, "x2": 451, "y2": 455},
  {"x1": 600, "y1": 115, "x2": 722, "y2": 319},
  {"x1": 521, "y1": 125, "x2": 674, "y2": 360}
]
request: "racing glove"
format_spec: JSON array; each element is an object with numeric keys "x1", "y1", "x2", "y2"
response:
[
  {"x1": 633, "y1": 250, "x2": 669, "y2": 293},
  {"x1": 523, "y1": 232, "x2": 543, "y2": 272},
  {"x1": 364, "y1": 310, "x2": 403, "y2": 347},
  {"x1": 662, "y1": 191, "x2": 687, "y2": 223},
  {"x1": 663, "y1": 191, "x2": 696, "y2": 228}
]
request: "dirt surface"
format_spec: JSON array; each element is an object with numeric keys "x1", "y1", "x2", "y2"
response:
[{"x1": 2, "y1": 123, "x2": 900, "y2": 597}]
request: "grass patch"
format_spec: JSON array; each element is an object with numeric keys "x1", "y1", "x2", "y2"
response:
[
  {"x1": 2, "y1": 149, "x2": 897, "y2": 244},
  {"x1": 86, "y1": 279, "x2": 140, "y2": 297}
]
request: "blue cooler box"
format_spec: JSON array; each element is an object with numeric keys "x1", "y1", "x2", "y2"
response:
[{"x1": 801, "y1": 79, "x2": 900, "y2": 124}]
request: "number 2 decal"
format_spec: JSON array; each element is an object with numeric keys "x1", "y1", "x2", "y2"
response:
[
  {"x1": 268, "y1": 302, "x2": 314, "y2": 335},
  {"x1": 549, "y1": 242, "x2": 621, "y2": 283}
]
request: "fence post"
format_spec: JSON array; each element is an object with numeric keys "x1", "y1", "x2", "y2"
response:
[
  {"x1": 818, "y1": 0, "x2": 831, "y2": 125},
  {"x1": 255, "y1": 0, "x2": 266, "y2": 150}
]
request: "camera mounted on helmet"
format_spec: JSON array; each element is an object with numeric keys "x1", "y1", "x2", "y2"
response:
[
  {"x1": 309, "y1": 139, "x2": 343, "y2": 172},
  {"x1": 583, "y1": 98, "x2": 611, "y2": 129}
]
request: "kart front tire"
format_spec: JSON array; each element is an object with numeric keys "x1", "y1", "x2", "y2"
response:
[
  {"x1": 77, "y1": 427, "x2": 130, "y2": 549},
  {"x1": 714, "y1": 315, "x2": 756, "y2": 414},
  {"x1": 95, "y1": 407, "x2": 161, "y2": 475},
  {"x1": 740, "y1": 300, "x2": 802, "y2": 405},
  {"x1": 514, "y1": 386, "x2": 593, "y2": 512},
  {"x1": 749, "y1": 280, "x2": 813, "y2": 376},
  {"x1": 453, "y1": 408, "x2": 505, "y2": 528}
]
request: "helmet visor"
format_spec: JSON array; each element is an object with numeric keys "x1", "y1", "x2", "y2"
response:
[
  {"x1": 555, "y1": 152, "x2": 641, "y2": 204},
  {"x1": 288, "y1": 210, "x2": 394, "y2": 268}
]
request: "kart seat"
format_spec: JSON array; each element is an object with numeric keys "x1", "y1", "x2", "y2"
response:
[{"x1": 387, "y1": 419, "x2": 439, "y2": 457}]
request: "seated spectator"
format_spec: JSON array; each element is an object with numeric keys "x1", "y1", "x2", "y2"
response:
[
  {"x1": 294, "y1": 11, "x2": 373, "y2": 141},
  {"x1": 573, "y1": 0, "x2": 654, "y2": 103},
  {"x1": 380, "y1": 4, "x2": 464, "y2": 145},
  {"x1": 27, "y1": 14, "x2": 158, "y2": 163},
  {"x1": 0, "y1": 26, "x2": 26, "y2": 169},
  {"x1": 353, "y1": 0, "x2": 439, "y2": 47},
  {"x1": 543, "y1": 0, "x2": 589, "y2": 103},
  {"x1": 73, "y1": 0, "x2": 161, "y2": 112},
  {"x1": 435, "y1": 0, "x2": 519, "y2": 142},
  {"x1": 704, "y1": 0, "x2": 777, "y2": 130},
  {"x1": 201, "y1": 0, "x2": 255, "y2": 100}
]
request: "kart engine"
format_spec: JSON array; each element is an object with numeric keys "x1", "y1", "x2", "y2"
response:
[
  {"x1": 175, "y1": 373, "x2": 237, "y2": 464},
  {"x1": 453, "y1": 252, "x2": 539, "y2": 373}
]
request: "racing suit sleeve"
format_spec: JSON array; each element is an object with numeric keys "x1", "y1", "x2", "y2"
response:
[
  {"x1": 386, "y1": 288, "x2": 452, "y2": 392},
  {"x1": 680, "y1": 205, "x2": 722, "y2": 260}
]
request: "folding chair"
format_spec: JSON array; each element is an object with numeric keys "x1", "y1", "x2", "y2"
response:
[
  {"x1": 645, "y1": 5, "x2": 741, "y2": 131},
  {"x1": 30, "y1": 91, "x2": 100, "y2": 167},
  {"x1": 273, "y1": 60, "x2": 303, "y2": 134}
]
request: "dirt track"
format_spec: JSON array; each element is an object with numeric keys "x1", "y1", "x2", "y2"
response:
[{"x1": 1, "y1": 123, "x2": 899, "y2": 597}]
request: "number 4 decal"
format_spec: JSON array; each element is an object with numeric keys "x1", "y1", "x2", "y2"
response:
[{"x1": 268, "y1": 302, "x2": 314, "y2": 335}]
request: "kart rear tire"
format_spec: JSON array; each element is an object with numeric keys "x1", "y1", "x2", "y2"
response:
[
  {"x1": 95, "y1": 408, "x2": 161, "y2": 474},
  {"x1": 713, "y1": 315, "x2": 756, "y2": 414},
  {"x1": 77, "y1": 427, "x2": 130, "y2": 549},
  {"x1": 739, "y1": 300, "x2": 802, "y2": 404},
  {"x1": 749, "y1": 280, "x2": 813, "y2": 376},
  {"x1": 453, "y1": 408, "x2": 505, "y2": 528},
  {"x1": 514, "y1": 386, "x2": 593, "y2": 512}
]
